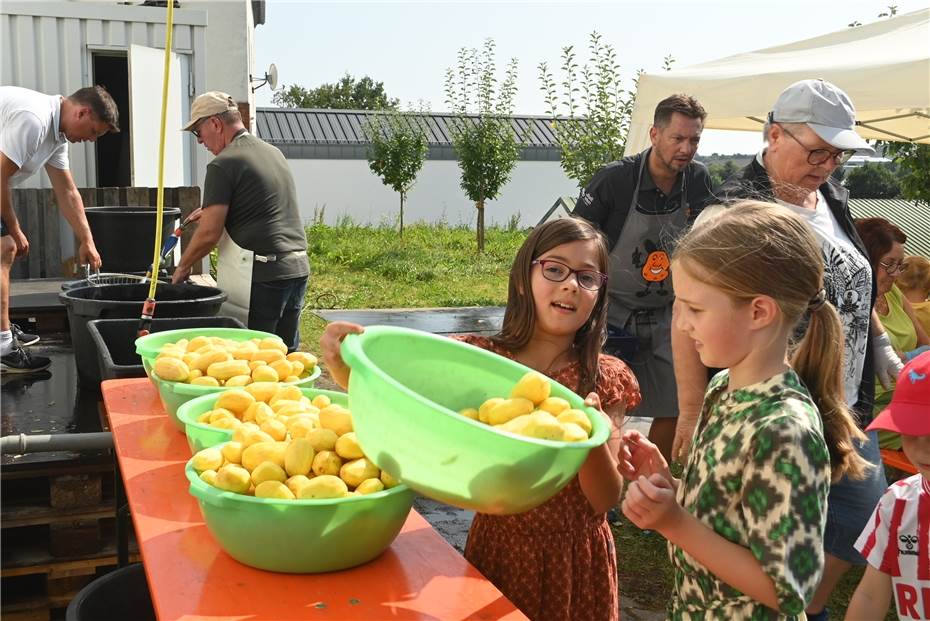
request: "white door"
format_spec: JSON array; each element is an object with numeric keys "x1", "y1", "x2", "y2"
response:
[{"x1": 129, "y1": 44, "x2": 185, "y2": 187}]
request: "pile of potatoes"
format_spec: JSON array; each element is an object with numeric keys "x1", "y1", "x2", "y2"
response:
[
  {"x1": 459, "y1": 371, "x2": 594, "y2": 442},
  {"x1": 152, "y1": 335, "x2": 317, "y2": 386},
  {"x1": 189, "y1": 384, "x2": 397, "y2": 500}
]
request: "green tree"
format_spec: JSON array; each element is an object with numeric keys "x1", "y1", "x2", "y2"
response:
[
  {"x1": 443, "y1": 39, "x2": 520, "y2": 252},
  {"x1": 882, "y1": 142, "x2": 930, "y2": 205},
  {"x1": 706, "y1": 160, "x2": 740, "y2": 188},
  {"x1": 843, "y1": 163, "x2": 901, "y2": 198},
  {"x1": 272, "y1": 73, "x2": 399, "y2": 110},
  {"x1": 363, "y1": 111, "x2": 429, "y2": 237},
  {"x1": 539, "y1": 33, "x2": 673, "y2": 188}
]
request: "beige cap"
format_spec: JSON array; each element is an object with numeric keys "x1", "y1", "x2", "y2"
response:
[{"x1": 183, "y1": 91, "x2": 238, "y2": 131}]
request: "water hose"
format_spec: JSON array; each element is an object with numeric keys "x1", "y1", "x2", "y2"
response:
[{"x1": 137, "y1": 0, "x2": 175, "y2": 337}]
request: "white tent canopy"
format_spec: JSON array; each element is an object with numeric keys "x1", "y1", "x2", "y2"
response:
[{"x1": 625, "y1": 8, "x2": 930, "y2": 154}]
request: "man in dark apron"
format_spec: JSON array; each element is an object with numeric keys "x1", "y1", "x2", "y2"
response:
[{"x1": 574, "y1": 94, "x2": 715, "y2": 462}]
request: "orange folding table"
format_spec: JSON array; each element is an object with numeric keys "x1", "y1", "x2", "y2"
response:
[{"x1": 102, "y1": 378, "x2": 526, "y2": 621}]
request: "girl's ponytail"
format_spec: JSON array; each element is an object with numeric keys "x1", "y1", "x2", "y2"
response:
[{"x1": 791, "y1": 297, "x2": 869, "y2": 482}]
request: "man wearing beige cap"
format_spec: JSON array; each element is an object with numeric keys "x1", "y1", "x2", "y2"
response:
[
  {"x1": 670, "y1": 79, "x2": 896, "y2": 621},
  {"x1": 174, "y1": 91, "x2": 309, "y2": 351}
]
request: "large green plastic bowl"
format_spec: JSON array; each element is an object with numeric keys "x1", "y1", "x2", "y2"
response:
[
  {"x1": 340, "y1": 326, "x2": 610, "y2": 515},
  {"x1": 185, "y1": 444, "x2": 415, "y2": 573},
  {"x1": 177, "y1": 387, "x2": 348, "y2": 454},
  {"x1": 143, "y1": 358, "x2": 321, "y2": 432}
]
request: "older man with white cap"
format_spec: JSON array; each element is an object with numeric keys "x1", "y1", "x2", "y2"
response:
[
  {"x1": 669, "y1": 79, "x2": 898, "y2": 621},
  {"x1": 173, "y1": 91, "x2": 309, "y2": 352}
]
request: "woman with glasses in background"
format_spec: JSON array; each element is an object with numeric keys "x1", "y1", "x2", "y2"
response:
[{"x1": 855, "y1": 217, "x2": 930, "y2": 450}]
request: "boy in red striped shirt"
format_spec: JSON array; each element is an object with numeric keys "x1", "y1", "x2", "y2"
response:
[{"x1": 847, "y1": 351, "x2": 930, "y2": 620}]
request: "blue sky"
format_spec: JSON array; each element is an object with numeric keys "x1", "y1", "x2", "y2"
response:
[{"x1": 255, "y1": 0, "x2": 930, "y2": 155}]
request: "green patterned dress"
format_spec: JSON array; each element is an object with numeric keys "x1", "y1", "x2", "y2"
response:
[{"x1": 669, "y1": 369, "x2": 831, "y2": 621}]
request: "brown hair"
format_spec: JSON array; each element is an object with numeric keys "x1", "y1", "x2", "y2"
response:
[
  {"x1": 68, "y1": 86, "x2": 119, "y2": 132},
  {"x1": 494, "y1": 218, "x2": 609, "y2": 397},
  {"x1": 654, "y1": 94, "x2": 707, "y2": 127},
  {"x1": 854, "y1": 217, "x2": 907, "y2": 266},
  {"x1": 898, "y1": 256, "x2": 930, "y2": 294},
  {"x1": 674, "y1": 200, "x2": 869, "y2": 482}
]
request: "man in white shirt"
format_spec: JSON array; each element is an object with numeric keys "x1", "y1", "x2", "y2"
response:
[{"x1": 0, "y1": 85, "x2": 117, "y2": 373}]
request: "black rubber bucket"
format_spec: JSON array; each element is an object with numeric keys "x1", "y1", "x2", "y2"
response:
[
  {"x1": 85, "y1": 206, "x2": 181, "y2": 273},
  {"x1": 87, "y1": 316, "x2": 245, "y2": 381},
  {"x1": 66, "y1": 563, "x2": 156, "y2": 621},
  {"x1": 59, "y1": 283, "x2": 227, "y2": 384}
]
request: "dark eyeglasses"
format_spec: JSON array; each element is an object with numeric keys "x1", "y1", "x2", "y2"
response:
[
  {"x1": 879, "y1": 260, "x2": 908, "y2": 275},
  {"x1": 191, "y1": 115, "x2": 216, "y2": 139},
  {"x1": 778, "y1": 124, "x2": 856, "y2": 166},
  {"x1": 532, "y1": 259, "x2": 607, "y2": 291}
]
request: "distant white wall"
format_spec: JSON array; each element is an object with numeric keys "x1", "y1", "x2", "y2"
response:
[{"x1": 288, "y1": 159, "x2": 579, "y2": 228}]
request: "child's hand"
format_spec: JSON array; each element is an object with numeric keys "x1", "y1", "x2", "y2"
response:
[
  {"x1": 319, "y1": 321, "x2": 364, "y2": 389},
  {"x1": 617, "y1": 429, "x2": 671, "y2": 483},
  {"x1": 583, "y1": 392, "x2": 614, "y2": 428},
  {"x1": 621, "y1": 473, "x2": 682, "y2": 533}
]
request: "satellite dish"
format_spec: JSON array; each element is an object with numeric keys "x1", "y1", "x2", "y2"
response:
[
  {"x1": 251, "y1": 64, "x2": 278, "y2": 93},
  {"x1": 267, "y1": 64, "x2": 278, "y2": 91}
]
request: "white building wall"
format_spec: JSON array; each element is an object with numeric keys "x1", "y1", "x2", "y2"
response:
[{"x1": 287, "y1": 159, "x2": 579, "y2": 228}]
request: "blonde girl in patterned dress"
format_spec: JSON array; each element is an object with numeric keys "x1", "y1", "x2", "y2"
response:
[
  {"x1": 321, "y1": 218, "x2": 641, "y2": 621},
  {"x1": 618, "y1": 201, "x2": 870, "y2": 620}
]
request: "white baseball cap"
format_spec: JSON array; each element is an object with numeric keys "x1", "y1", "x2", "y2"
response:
[
  {"x1": 183, "y1": 91, "x2": 238, "y2": 131},
  {"x1": 770, "y1": 79, "x2": 875, "y2": 155}
]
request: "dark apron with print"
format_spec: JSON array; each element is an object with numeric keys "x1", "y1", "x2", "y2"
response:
[{"x1": 604, "y1": 151, "x2": 689, "y2": 418}]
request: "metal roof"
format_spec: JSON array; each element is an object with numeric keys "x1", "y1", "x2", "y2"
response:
[
  {"x1": 849, "y1": 198, "x2": 930, "y2": 259},
  {"x1": 255, "y1": 108, "x2": 566, "y2": 161}
]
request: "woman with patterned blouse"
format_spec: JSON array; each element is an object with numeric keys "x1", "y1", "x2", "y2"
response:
[{"x1": 620, "y1": 201, "x2": 870, "y2": 620}]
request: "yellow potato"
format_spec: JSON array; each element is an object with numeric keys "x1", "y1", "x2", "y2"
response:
[
  {"x1": 285, "y1": 474, "x2": 312, "y2": 496},
  {"x1": 311, "y1": 394, "x2": 331, "y2": 409},
  {"x1": 270, "y1": 385, "x2": 303, "y2": 405},
  {"x1": 252, "y1": 349, "x2": 286, "y2": 364},
  {"x1": 511, "y1": 371, "x2": 551, "y2": 405},
  {"x1": 207, "y1": 359, "x2": 252, "y2": 382},
  {"x1": 188, "y1": 369, "x2": 203, "y2": 380},
  {"x1": 221, "y1": 441, "x2": 243, "y2": 464},
  {"x1": 556, "y1": 409, "x2": 592, "y2": 435},
  {"x1": 244, "y1": 381, "x2": 278, "y2": 403},
  {"x1": 190, "y1": 376, "x2": 220, "y2": 387},
  {"x1": 319, "y1": 405, "x2": 353, "y2": 436},
  {"x1": 287, "y1": 351, "x2": 318, "y2": 370},
  {"x1": 260, "y1": 418, "x2": 287, "y2": 442},
  {"x1": 355, "y1": 478, "x2": 385, "y2": 495},
  {"x1": 380, "y1": 469, "x2": 400, "y2": 489},
  {"x1": 211, "y1": 416, "x2": 240, "y2": 431},
  {"x1": 259, "y1": 337, "x2": 288, "y2": 354},
  {"x1": 241, "y1": 441, "x2": 284, "y2": 471},
  {"x1": 215, "y1": 464, "x2": 251, "y2": 493},
  {"x1": 232, "y1": 422, "x2": 261, "y2": 443},
  {"x1": 254, "y1": 480, "x2": 295, "y2": 499},
  {"x1": 478, "y1": 397, "x2": 504, "y2": 424},
  {"x1": 214, "y1": 390, "x2": 255, "y2": 416},
  {"x1": 284, "y1": 438, "x2": 315, "y2": 477},
  {"x1": 286, "y1": 416, "x2": 316, "y2": 439},
  {"x1": 306, "y1": 428, "x2": 338, "y2": 452},
  {"x1": 244, "y1": 402, "x2": 275, "y2": 425},
  {"x1": 334, "y1": 432, "x2": 365, "y2": 460},
  {"x1": 224, "y1": 374, "x2": 252, "y2": 387},
  {"x1": 270, "y1": 359, "x2": 294, "y2": 382},
  {"x1": 199, "y1": 469, "x2": 218, "y2": 486},
  {"x1": 311, "y1": 450, "x2": 343, "y2": 476},
  {"x1": 251, "y1": 365, "x2": 279, "y2": 382},
  {"x1": 208, "y1": 408, "x2": 236, "y2": 424},
  {"x1": 289, "y1": 360, "x2": 305, "y2": 377},
  {"x1": 192, "y1": 447, "x2": 223, "y2": 472},
  {"x1": 500, "y1": 411, "x2": 564, "y2": 441},
  {"x1": 487, "y1": 398, "x2": 534, "y2": 426},
  {"x1": 251, "y1": 460, "x2": 287, "y2": 486},
  {"x1": 242, "y1": 429, "x2": 276, "y2": 448},
  {"x1": 539, "y1": 397, "x2": 572, "y2": 416},
  {"x1": 193, "y1": 350, "x2": 231, "y2": 373},
  {"x1": 153, "y1": 357, "x2": 189, "y2": 382},
  {"x1": 340, "y1": 457, "x2": 380, "y2": 488},
  {"x1": 187, "y1": 336, "x2": 212, "y2": 352},
  {"x1": 297, "y1": 474, "x2": 347, "y2": 499},
  {"x1": 459, "y1": 408, "x2": 480, "y2": 420},
  {"x1": 283, "y1": 375, "x2": 301, "y2": 383},
  {"x1": 561, "y1": 422, "x2": 589, "y2": 442}
]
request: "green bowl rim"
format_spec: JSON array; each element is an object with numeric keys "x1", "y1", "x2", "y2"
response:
[
  {"x1": 150, "y1": 363, "x2": 321, "y2": 396},
  {"x1": 341, "y1": 325, "x2": 610, "y2": 449},
  {"x1": 135, "y1": 327, "x2": 284, "y2": 359},
  {"x1": 185, "y1": 440, "x2": 411, "y2": 507},
  {"x1": 176, "y1": 385, "x2": 349, "y2": 445}
]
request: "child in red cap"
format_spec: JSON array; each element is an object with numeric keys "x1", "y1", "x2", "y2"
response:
[{"x1": 846, "y1": 351, "x2": 930, "y2": 620}]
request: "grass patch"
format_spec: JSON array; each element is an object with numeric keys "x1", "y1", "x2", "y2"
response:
[{"x1": 299, "y1": 222, "x2": 525, "y2": 352}]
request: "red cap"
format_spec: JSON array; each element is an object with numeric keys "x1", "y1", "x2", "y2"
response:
[{"x1": 867, "y1": 351, "x2": 930, "y2": 436}]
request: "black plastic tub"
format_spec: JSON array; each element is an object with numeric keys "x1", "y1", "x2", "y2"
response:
[
  {"x1": 88, "y1": 316, "x2": 245, "y2": 381},
  {"x1": 59, "y1": 283, "x2": 227, "y2": 384},
  {"x1": 85, "y1": 206, "x2": 181, "y2": 273},
  {"x1": 66, "y1": 563, "x2": 155, "y2": 621}
]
